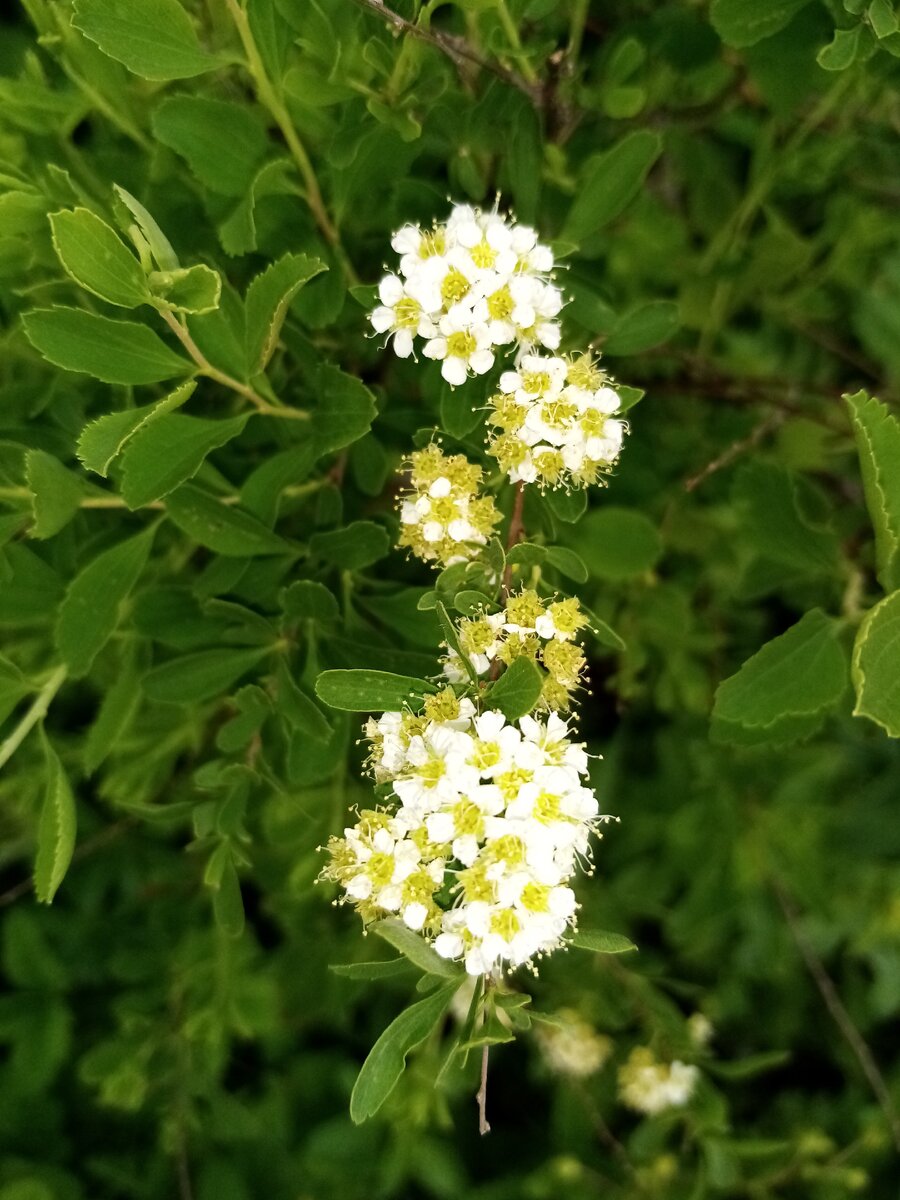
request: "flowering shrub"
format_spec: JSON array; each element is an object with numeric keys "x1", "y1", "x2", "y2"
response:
[{"x1": 1, "y1": 1, "x2": 900, "y2": 1197}]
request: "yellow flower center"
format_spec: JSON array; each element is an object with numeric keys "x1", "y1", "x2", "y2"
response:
[
  {"x1": 446, "y1": 330, "x2": 476, "y2": 358},
  {"x1": 441, "y1": 268, "x2": 470, "y2": 305},
  {"x1": 393, "y1": 296, "x2": 421, "y2": 328},
  {"x1": 487, "y1": 286, "x2": 514, "y2": 319}
]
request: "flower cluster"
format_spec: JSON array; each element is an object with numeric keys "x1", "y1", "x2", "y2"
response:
[
  {"x1": 617, "y1": 1048, "x2": 700, "y2": 1115},
  {"x1": 397, "y1": 444, "x2": 500, "y2": 567},
  {"x1": 369, "y1": 203, "x2": 562, "y2": 385},
  {"x1": 535, "y1": 1009, "x2": 613, "y2": 1078},
  {"x1": 443, "y1": 588, "x2": 590, "y2": 711},
  {"x1": 322, "y1": 689, "x2": 613, "y2": 976},
  {"x1": 488, "y1": 352, "x2": 628, "y2": 490}
]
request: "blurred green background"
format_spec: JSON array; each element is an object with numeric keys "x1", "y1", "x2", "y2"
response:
[{"x1": 1, "y1": 0, "x2": 899, "y2": 1196}]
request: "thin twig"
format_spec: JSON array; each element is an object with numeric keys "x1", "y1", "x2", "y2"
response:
[
  {"x1": 0, "y1": 665, "x2": 67, "y2": 772},
  {"x1": 476, "y1": 1043, "x2": 491, "y2": 1135},
  {"x1": 353, "y1": 0, "x2": 540, "y2": 102},
  {"x1": 684, "y1": 410, "x2": 786, "y2": 492},
  {"x1": 158, "y1": 310, "x2": 308, "y2": 420},
  {"x1": 501, "y1": 480, "x2": 525, "y2": 596},
  {"x1": 772, "y1": 878, "x2": 900, "y2": 1152}
]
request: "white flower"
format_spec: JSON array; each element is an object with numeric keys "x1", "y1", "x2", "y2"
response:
[
  {"x1": 422, "y1": 310, "x2": 494, "y2": 386},
  {"x1": 369, "y1": 274, "x2": 436, "y2": 358},
  {"x1": 618, "y1": 1049, "x2": 700, "y2": 1115}
]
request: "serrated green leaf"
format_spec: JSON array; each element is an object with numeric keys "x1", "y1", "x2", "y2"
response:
[
  {"x1": 486, "y1": 655, "x2": 544, "y2": 720},
  {"x1": 49, "y1": 207, "x2": 149, "y2": 308},
  {"x1": 710, "y1": 0, "x2": 812, "y2": 47},
  {"x1": 55, "y1": 525, "x2": 155, "y2": 677},
  {"x1": 152, "y1": 96, "x2": 269, "y2": 196},
  {"x1": 25, "y1": 450, "x2": 84, "y2": 539},
  {"x1": 569, "y1": 929, "x2": 637, "y2": 954},
  {"x1": 77, "y1": 382, "x2": 195, "y2": 477},
  {"x1": 164, "y1": 484, "x2": 291, "y2": 556},
  {"x1": 845, "y1": 390, "x2": 900, "y2": 593},
  {"x1": 313, "y1": 365, "x2": 377, "y2": 455},
  {"x1": 34, "y1": 730, "x2": 77, "y2": 904},
  {"x1": 852, "y1": 589, "x2": 900, "y2": 737},
  {"x1": 143, "y1": 646, "x2": 269, "y2": 704},
  {"x1": 370, "y1": 920, "x2": 462, "y2": 978},
  {"x1": 73, "y1": 0, "x2": 229, "y2": 80},
  {"x1": 350, "y1": 981, "x2": 460, "y2": 1124},
  {"x1": 23, "y1": 308, "x2": 191, "y2": 384},
  {"x1": 713, "y1": 609, "x2": 848, "y2": 743},
  {"x1": 562, "y1": 130, "x2": 662, "y2": 243},
  {"x1": 280, "y1": 579, "x2": 340, "y2": 623},
  {"x1": 83, "y1": 647, "x2": 142, "y2": 774},
  {"x1": 148, "y1": 264, "x2": 221, "y2": 315},
  {"x1": 120, "y1": 411, "x2": 249, "y2": 508},
  {"x1": 245, "y1": 252, "x2": 326, "y2": 372},
  {"x1": 315, "y1": 668, "x2": 434, "y2": 712}
]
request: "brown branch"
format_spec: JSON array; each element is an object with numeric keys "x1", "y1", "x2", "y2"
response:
[
  {"x1": 684, "y1": 410, "x2": 786, "y2": 492},
  {"x1": 772, "y1": 878, "x2": 900, "y2": 1152},
  {"x1": 501, "y1": 480, "x2": 525, "y2": 596},
  {"x1": 353, "y1": 0, "x2": 540, "y2": 103},
  {"x1": 476, "y1": 1043, "x2": 491, "y2": 1135}
]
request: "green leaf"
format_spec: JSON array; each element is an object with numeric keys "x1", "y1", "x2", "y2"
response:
[
  {"x1": 869, "y1": 0, "x2": 898, "y2": 38},
  {"x1": 569, "y1": 506, "x2": 661, "y2": 580},
  {"x1": 710, "y1": 0, "x2": 812, "y2": 47},
  {"x1": 349, "y1": 981, "x2": 460, "y2": 1124},
  {"x1": 603, "y1": 300, "x2": 679, "y2": 356},
  {"x1": 152, "y1": 96, "x2": 269, "y2": 196},
  {"x1": 148, "y1": 264, "x2": 221, "y2": 315},
  {"x1": 544, "y1": 488, "x2": 587, "y2": 524},
  {"x1": 207, "y1": 844, "x2": 245, "y2": 937},
  {"x1": 817, "y1": 25, "x2": 862, "y2": 69},
  {"x1": 562, "y1": 131, "x2": 662, "y2": 243},
  {"x1": 616, "y1": 384, "x2": 645, "y2": 413},
  {"x1": 440, "y1": 379, "x2": 483, "y2": 438},
  {"x1": 274, "y1": 658, "x2": 332, "y2": 741},
  {"x1": 569, "y1": 929, "x2": 637, "y2": 954},
  {"x1": 164, "y1": 484, "x2": 291, "y2": 556},
  {"x1": 544, "y1": 546, "x2": 589, "y2": 583},
  {"x1": 23, "y1": 308, "x2": 190, "y2": 384},
  {"x1": 315, "y1": 669, "x2": 435, "y2": 712},
  {"x1": 330, "y1": 959, "x2": 414, "y2": 981},
  {"x1": 245, "y1": 252, "x2": 326, "y2": 372},
  {"x1": 25, "y1": 450, "x2": 84, "y2": 539},
  {"x1": 49, "y1": 208, "x2": 149, "y2": 308},
  {"x1": 370, "y1": 919, "x2": 461, "y2": 978},
  {"x1": 55, "y1": 525, "x2": 155, "y2": 677},
  {"x1": 845, "y1": 391, "x2": 900, "y2": 592},
  {"x1": 733, "y1": 462, "x2": 839, "y2": 578},
  {"x1": 486, "y1": 656, "x2": 545, "y2": 720},
  {"x1": 707, "y1": 1050, "x2": 792, "y2": 1080},
  {"x1": 713, "y1": 609, "x2": 848, "y2": 744},
  {"x1": 113, "y1": 185, "x2": 179, "y2": 271},
  {"x1": 83, "y1": 648, "x2": 142, "y2": 774},
  {"x1": 73, "y1": 0, "x2": 228, "y2": 80},
  {"x1": 280, "y1": 579, "x2": 340, "y2": 623},
  {"x1": 77, "y1": 382, "x2": 195, "y2": 477},
  {"x1": 310, "y1": 520, "x2": 389, "y2": 571},
  {"x1": 34, "y1": 731, "x2": 77, "y2": 904},
  {"x1": 219, "y1": 158, "x2": 300, "y2": 257},
  {"x1": 852, "y1": 589, "x2": 900, "y2": 737},
  {"x1": 313, "y1": 366, "x2": 377, "y2": 455},
  {"x1": 143, "y1": 646, "x2": 269, "y2": 705},
  {"x1": 120, "y1": 412, "x2": 249, "y2": 508}
]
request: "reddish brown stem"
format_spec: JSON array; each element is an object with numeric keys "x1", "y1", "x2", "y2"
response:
[
  {"x1": 476, "y1": 1044, "x2": 491, "y2": 1135},
  {"x1": 501, "y1": 481, "x2": 525, "y2": 596}
]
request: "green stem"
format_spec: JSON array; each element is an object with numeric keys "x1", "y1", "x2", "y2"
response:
[
  {"x1": 223, "y1": 0, "x2": 357, "y2": 281},
  {"x1": 567, "y1": 0, "x2": 589, "y2": 62},
  {"x1": 158, "y1": 309, "x2": 309, "y2": 420},
  {"x1": 494, "y1": 0, "x2": 538, "y2": 84},
  {"x1": 0, "y1": 665, "x2": 67, "y2": 771}
]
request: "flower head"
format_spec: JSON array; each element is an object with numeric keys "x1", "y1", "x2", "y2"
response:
[
  {"x1": 618, "y1": 1047, "x2": 700, "y2": 1115},
  {"x1": 398, "y1": 445, "x2": 501, "y2": 567}
]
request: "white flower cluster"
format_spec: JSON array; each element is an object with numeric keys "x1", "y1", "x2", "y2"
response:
[
  {"x1": 488, "y1": 352, "x2": 627, "y2": 490},
  {"x1": 618, "y1": 1047, "x2": 700, "y2": 1115},
  {"x1": 369, "y1": 203, "x2": 562, "y2": 386},
  {"x1": 397, "y1": 444, "x2": 500, "y2": 567},
  {"x1": 443, "y1": 588, "x2": 589, "y2": 712},
  {"x1": 322, "y1": 690, "x2": 613, "y2": 976},
  {"x1": 535, "y1": 1008, "x2": 613, "y2": 1078}
]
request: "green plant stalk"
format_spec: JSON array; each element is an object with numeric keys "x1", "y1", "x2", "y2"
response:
[
  {"x1": 0, "y1": 664, "x2": 67, "y2": 771},
  {"x1": 222, "y1": 0, "x2": 357, "y2": 282},
  {"x1": 494, "y1": 0, "x2": 539, "y2": 84}
]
